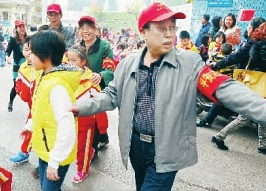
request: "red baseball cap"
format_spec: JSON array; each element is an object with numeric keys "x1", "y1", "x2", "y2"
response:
[
  {"x1": 78, "y1": 16, "x2": 95, "y2": 25},
  {"x1": 15, "y1": 20, "x2": 25, "y2": 27},
  {"x1": 138, "y1": 2, "x2": 186, "y2": 30},
  {"x1": 47, "y1": 3, "x2": 62, "y2": 13}
]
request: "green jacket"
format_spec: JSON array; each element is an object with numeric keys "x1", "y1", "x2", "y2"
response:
[{"x1": 81, "y1": 37, "x2": 114, "y2": 89}]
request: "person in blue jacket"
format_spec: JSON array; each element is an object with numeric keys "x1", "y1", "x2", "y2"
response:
[{"x1": 195, "y1": 14, "x2": 211, "y2": 47}]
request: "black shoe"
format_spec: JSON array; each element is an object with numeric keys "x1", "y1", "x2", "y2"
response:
[
  {"x1": 91, "y1": 151, "x2": 98, "y2": 162},
  {"x1": 98, "y1": 139, "x2": 109, "y2": 151},
  {"x1": 8, "y1": 101, "x2": 13, "y2": 112},
  {"x1": 31, "y1": 167, "x2": 40, "y2": 179},
  {"x1": 98, "y1": 133, "x2": 109, "y2": 151},
  {"x1": 258, "y1": 147, "x2": 266, "y2": 154},
  {"x1": 196, "y1": 119, "x2": 212, "y2": 128},
  {"x1": 211, "y1": 136, "x2": 228, "y2": 150}
]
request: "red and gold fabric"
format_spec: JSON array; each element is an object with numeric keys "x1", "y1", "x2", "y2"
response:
[
  {"x1": 102, "y1": 57, "x2": 116, "y2": 71},
  {"x1": 197, "y1": 66, "x2": 230, "y2": 103},
  {"x1": 0, "y1": 166, "x2": 12, "y2": 191}
]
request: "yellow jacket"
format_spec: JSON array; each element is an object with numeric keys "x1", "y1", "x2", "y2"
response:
[
  {"x1": 31, "y1": 64, "x2": 82, "y2": 165},
  {"x1": 176, "y1": 41, "x2": 199, "y2": 53}
]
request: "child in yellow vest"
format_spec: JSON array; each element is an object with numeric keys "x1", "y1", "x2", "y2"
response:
[
  {"x1": 209, "y1": 43, "x2": 235, "y2": 77},
  {"x1": 9, "y1": 36, "x2": 41, "y2": 165},
  {"x1": 67, "y1": 44, "x2": 101, "y2": 183},
  {"x1": 176, "y1": 30, "x2": 199, "y2": 53},
  {"x1": 20, "y1": 30, "x2": 82, "y2": 191},
  {"x1": 208, "y1": 31, "x2": 226, "y2": 58}
]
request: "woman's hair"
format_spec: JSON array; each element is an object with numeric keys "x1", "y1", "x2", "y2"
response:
[
  {"x1": 213, "y1": 31, "x2": 226, "y2": 43},
  {"x1": 201, "y1": 34, "x2": 210, "y2": 47},
  {"x1": 222, "y1": 13, "x2": 237, "y2": 31},
  {"x1": 68, "y1": 44, "x2": 91, "y2": 68},
  {"x1": 251, "y1": 22, "x2": 266, "y2": 42},
  {"x1": 211, "y1": 16, "x2": 222, "y2": 29},
  {"x1": 30, "y1": 30, "x2": 65, "y2": 66},
  {"x1": 14, "y1": 25, "x2": 27, "y2": 44},
  {"x1": 250, "y1": 17, "x2": 266, "y2": 31}
]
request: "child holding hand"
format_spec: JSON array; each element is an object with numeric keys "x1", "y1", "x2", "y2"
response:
[{"x1": 67, "y1": 44, "x2": 101, "y2": 183}]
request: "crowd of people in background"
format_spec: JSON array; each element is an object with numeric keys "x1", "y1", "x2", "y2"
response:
[{"x1": 1, "y1": 1, "x2": 266, "y2": 191}]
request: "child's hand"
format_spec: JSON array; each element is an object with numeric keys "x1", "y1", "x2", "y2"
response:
[
  {"x1": 47, "y1": 166, "x2": 60, "y2": 181},
  {"x1": 20, "y1": 129, "x2": 31, "y2": 140}
]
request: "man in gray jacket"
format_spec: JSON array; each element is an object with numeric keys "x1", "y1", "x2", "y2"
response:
[
  {"x1": 72, "y1": 2, "x2": 266, "y2": 191},
  {"x1": 46, "y1": 3, "x2": 75, "y2": 49}
]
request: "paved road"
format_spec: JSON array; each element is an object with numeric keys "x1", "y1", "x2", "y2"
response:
[{"x1": 1, "y1": 65, "x2": 266, "y2": 191}]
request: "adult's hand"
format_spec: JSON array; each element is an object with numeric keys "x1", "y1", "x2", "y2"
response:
[
  {"x1": 70, "y1": 104, "x2": 79, "y2": 117},
  {"x1": 6, "y1": 57, "x2": 12, "y2": 65},
  {"x1": 91, "y1": 73, "x2": 102, "y2": 85}
]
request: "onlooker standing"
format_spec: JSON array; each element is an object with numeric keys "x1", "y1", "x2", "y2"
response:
[
  {"x1": 195, "y1": 14, "x2": 211, "y2": 47},
  {"x1": 176, "y1": 30, "x2": 199, "y2": 53},
  {"x1": 219, "y1": 13, "x2": 241, "y2": 51},
  {"x1": 208, "y1": 31, "x2": 226, "y2": 57},
  {"x1": 46, "y1": 3, "x2": 75, "y2": 49},
  {"x1": 208, "y1": 16, "x2": 222, "y2": 40},
  {"x1": 6, "y1": 20, "x2": 27, "y2": 112},
  {"x1": 197, "y1": 17, "x2": 265, "y2": 129},
  {"x1": 211, "y1": 19, "x2": 266, "y2": 152},
  {"x1": 0, "y1": 32, "x2": 5, "y2": 67},
  {"x1": 199, "y1": 33, "x2": 211, "y2": 62}
]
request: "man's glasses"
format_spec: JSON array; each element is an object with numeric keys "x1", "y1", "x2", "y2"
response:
[{"x1": 148, "y1": 26, "x2": 179, "y2": 34}]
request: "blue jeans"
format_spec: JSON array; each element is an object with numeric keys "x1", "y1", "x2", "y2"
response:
[
  {"x1": 0, "y1": 50, "x2": 5, "y2": 67},
  {"x1": 129, "y1": 132, "x2": 178, "y2": 191},
  {"x1": 39, "y1": 158, "x2": 69, "y2": 191},
  {"x1": 204, "y1": 103, "x2": 224, "y2": 124}
]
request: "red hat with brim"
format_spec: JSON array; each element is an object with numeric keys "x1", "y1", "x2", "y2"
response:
[
  {"x1": 47, "y1": 3, "x2": 62, "y2": 13},
  {"x1": 15, "y1": 20, "x2": 25, "y2": 27},
  {"x1": 78, "y1": 16, "x2": 95, "y2": 25},
  {"x1": 138, "y1": 2, "x2": 186, "y2": 31}
]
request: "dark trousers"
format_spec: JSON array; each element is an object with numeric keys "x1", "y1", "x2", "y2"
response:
[
  {"x1": 129, "y1": 132, "x2": 177, "y2": 191},
  {"x1": 204, "y1": 103, "x2": 224, "y2": 124},
  {"x1": 39, "y1": 158, "x2": 69, "y2": 191},
  {"x1": 9, "y1": 78, "x2": 17, "y2": 103}
]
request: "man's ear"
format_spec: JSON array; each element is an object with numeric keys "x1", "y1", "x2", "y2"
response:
[{"x1": 139, "y1": 29, "x2": 147, "y2": 40}]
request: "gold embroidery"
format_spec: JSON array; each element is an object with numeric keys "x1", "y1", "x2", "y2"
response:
[
  {"x1": 200, "y1": 70, "x2": 221, "y2": 87},
  {"x1": 157, "y1": 3, "x2": 166, "y2": 11}
]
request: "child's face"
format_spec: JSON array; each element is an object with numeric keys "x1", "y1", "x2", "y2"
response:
[
  {"x1": 215, "y1": 35, "x2": 224, "y2": 44},
  {"x1": 208, "y1": 37, "x2": 212, "y2": 44},
  {"x1": 22, "y1": 43, "x2": 31, "y2": 63},
  {"x1": 67, "y1": 50, "x2": 86, "y2": 69},
  {"x1": 180, "y1": 38, "x2": 190, "y2": 47},
  {"x1": 30, "y1": 51, "x2": 43, "y2": 71}
]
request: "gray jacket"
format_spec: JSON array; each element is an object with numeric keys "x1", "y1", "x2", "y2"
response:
[{"x1": 77, "y1": 47, "x2": 266, "y2": 173}]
